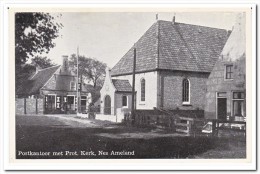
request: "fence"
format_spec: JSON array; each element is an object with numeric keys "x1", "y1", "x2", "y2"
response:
[
  {"x1": 16, "y1": 98, "x2": 44, "y2": 115},
  {"x1": 134, "y1": 109, "x2": 246, "y2": 137},
  {"x1": 211, "y1": 119, "x2": 246, "y2": 137}
]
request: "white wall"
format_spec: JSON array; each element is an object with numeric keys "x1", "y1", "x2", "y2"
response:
[
  {"x1": 112, "y1": 71, "x2": 158, "y2": 110},
  {"x1": 100, "y1": 69, "x2": 116, "y2": 115}
]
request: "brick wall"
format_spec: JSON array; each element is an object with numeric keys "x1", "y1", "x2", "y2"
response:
[
  {"x1": 205, "y1": 58, "x2": 246, "y2": 120},
  {"x1": 159, "y1": 70, "x2": 209, "y2": 110},
  {"x1": 15, "y1": 98, "x2": 44, "y2": 115}
]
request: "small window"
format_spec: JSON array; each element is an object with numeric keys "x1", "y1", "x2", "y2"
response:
[
  {"x1": 182, "y1": 79, "x2": 190, "y2": 104},
  {"x1": 122, "y1": 96, "x2": 127, "y2": 107},
  {"x1": 141, "y1": 79, "x2": 145, "y2": 101},
  {"x1": 70, "y1": 81, "x2": 76, "y2": 90},
  {"x1": 225, "y1": 65, "x2": 233, "y2": 79}
]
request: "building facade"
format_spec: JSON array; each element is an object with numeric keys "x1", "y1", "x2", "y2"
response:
[
  {"x1": 100, "y1": 18, "x2": 230, "y2": 121},
  {"x1": 16, "y1": 56, "x2": 92, "y2": 114},
  {"x1": 205, "y1": 13, "x2": 246, "y2": 121}
]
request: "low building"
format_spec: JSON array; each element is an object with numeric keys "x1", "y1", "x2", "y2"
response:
[
  {"x1": 205, "y1": 13, "x2": 246, "y2": 121},
  {"x1": 16, "y1": 55, "x2": 92, "y2": 115}
]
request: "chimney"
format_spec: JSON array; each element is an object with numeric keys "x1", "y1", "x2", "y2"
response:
[
  {"x1": 62, "y1": 55, "x2": 69, "y2": 72},
  {"x1": 172, "y1": 16, "x2": 176, "y2": 24}
]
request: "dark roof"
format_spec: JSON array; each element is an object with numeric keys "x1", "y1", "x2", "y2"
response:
[
  {"x1": 111, "y1": 20, "x2": 229, "y2": 76},
  {"x1": 112, "y1": 79, "x2": 132, "y2": 92},
  {"x1": 17, "y1": 65, "x2": 60, "y2": 95}
]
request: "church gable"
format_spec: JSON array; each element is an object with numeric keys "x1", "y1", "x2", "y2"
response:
[{"x1": 111, "y1": 20, "x2": 229, "y2": 76}]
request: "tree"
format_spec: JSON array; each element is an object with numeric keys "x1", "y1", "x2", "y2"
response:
[
  {"x1": 15, "y1": 12, "x2": 62, "y2": 66},
  {"x1": 69, "y1": 54, "x2": 107, "y2": 88},
  {"x1": 15, "y1": 12, "x2": 62, "y2": 91},
  {"x1": 31, "y1": 56, "x2": 56, "y2": 69}
]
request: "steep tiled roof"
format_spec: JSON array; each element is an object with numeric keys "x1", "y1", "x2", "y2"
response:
[
  {"x1": 111, "y1": 20, "x2": 229, "y2": 76},
  {"x1": 17, "y1": 65, "x2": 60, "y2": 95},
  {"x1": 112, "y1": 79, "x2": 132, "y2": 92}
]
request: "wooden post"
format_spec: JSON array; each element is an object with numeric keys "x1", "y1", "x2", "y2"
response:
[
  {"x1": 131, "y1": 46, "x2": 136, "y2": 125},
  {"x1": 36, "y1": 97, "x2": 38, "y2": 114},
  {"x1": 212, "y1": 120, "x2": 217, "y2": 137},
  {"x1": 24, "y1": 98, "x2": 27, "y2": 114}
]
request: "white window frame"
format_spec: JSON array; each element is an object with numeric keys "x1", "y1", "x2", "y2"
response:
[
  {"x1": 122, "y1": 95, "x2": 128, "y2": 108},
  {"x1": 231, "y1": 91, "x2": 245, "y2": 117},
  {"x1": 81, "y1": 95, "x2": 87, "y2": 109},
  {"x1": 182, "y1": 79, "x2": 190, "y2": 105},
  {"x1": 224, "y1": 64, "x2": 234, "y2": 81}
]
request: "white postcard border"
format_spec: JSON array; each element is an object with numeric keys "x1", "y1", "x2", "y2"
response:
[{"x1": 2, "y1": 1, "x2": 257, "y2": 171}]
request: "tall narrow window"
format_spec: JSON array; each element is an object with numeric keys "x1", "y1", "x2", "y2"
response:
[
  {"x1": 232, "y1": 92, "x2": 245, "y2": 117},
  {"x1": 182, "y1": 79, "x2": 190, "y2": 104},
  {"x1": 122, "y1": 96, "x2": 127, "y2": 107},
  {"x1": 141, "y1": 79, "x2": 145, "y2": 101},
  {"x1": 225, "y1": 65, "x2": 233, "y2": 79}
]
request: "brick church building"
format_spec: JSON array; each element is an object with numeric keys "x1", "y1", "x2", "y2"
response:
[{"x1": 99, "y1": 17, "x2": 230, "y2": 122}]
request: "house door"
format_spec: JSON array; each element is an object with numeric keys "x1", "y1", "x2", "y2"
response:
[
  {"x1": 217, "y1": 98, "x2": 227, "y2": 120},
  {"x1": 104, "y1": 95, "x2": 111, "y2": 115}
]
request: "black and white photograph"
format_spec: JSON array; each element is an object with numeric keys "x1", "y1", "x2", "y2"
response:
[{"x1": 2, "y1": 2, "x2": 256, "y2": 171}]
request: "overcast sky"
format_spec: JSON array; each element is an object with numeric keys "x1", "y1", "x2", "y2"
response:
[{"x1": 37, "y1": 12, "x2": 239, "y2": 68}]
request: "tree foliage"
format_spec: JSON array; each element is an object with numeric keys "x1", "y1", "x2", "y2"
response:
[
  {"x1": 69, "y1": 54, "x2": 107, "y2": 88},
  {"x1": 15, "y1": 12, "x2": 63, "y2": 66},
  {"x1": 15, "y1": 12, "x2": 62, "y2": 92},
  {"x1": 31, "y1": 56, "x2": 56, "y2": 69}
]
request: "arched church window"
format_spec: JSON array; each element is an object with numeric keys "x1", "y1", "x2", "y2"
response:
[
  {"x1": 182, "y1": 79, "x2": 190, "y2": 104},
  {"x1": 141, "y1": 78, "x2": 145, "y2": 101}
]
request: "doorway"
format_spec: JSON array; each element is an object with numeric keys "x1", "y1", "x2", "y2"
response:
[{"x1": 217, "y1": 98, "x2": 227, "y2": 120}]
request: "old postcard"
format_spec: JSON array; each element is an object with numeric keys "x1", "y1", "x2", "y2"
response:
[{"x1": 2, "y1": 2, "x2": 256, "y2": 171}]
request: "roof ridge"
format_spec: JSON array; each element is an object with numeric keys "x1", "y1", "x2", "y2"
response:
[
  {"x1": 38, "y1": 65, "x2": 61, "y2": 72},
  {"x1": 159, "y1": 20, "x2": 229, "y2": 31}
]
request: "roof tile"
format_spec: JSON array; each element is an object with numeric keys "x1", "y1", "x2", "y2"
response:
[
  {"x1": 111, "y1": 20, "x2": 229, "y2": 76},
  {"x1": 112, "y1": 79, "x2": 132, "y2": 92}
]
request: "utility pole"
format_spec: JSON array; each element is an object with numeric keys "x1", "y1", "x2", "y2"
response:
[
  {"x1": 77, "y1": 46, "x2": 81, "y2": 114},
  {"x1": 131, "y1": 45, "x2": 136, "y2": 125}
]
